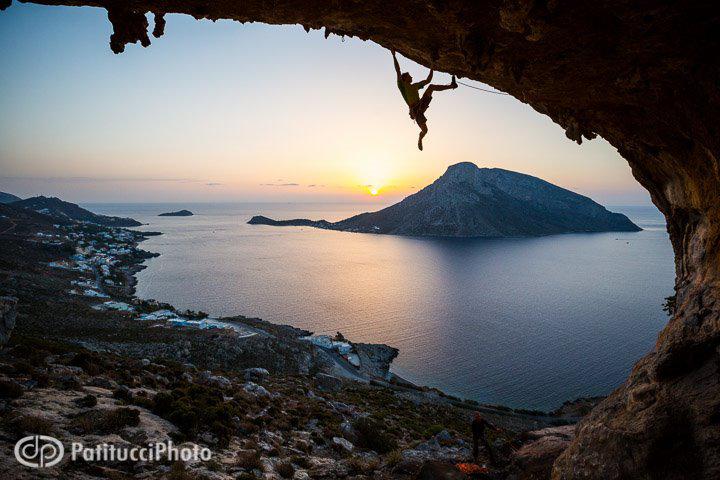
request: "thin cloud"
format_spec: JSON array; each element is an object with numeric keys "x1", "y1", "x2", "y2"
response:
[
  {"x1": 206, "y1": 182, "x2": 222, "y2": 186},
  {"x1": 0, "y1": 176, "x2": 196, "y2": 183},
  {"x1": 360, "y1": 184, "x2": 398, "y2": 189},
  {"x1": 260, "y1": 183, "x2": 300, "y2": 187}
]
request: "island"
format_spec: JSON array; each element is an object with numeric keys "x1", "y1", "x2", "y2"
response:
[
  {"x1": 249, "y1": 162, "x2": 641, "y2": 237},
  {"x1": 10, "y1": 195, "x2": 142, "y2": 227},
  {"x1": 159, "y1": 209, "x2": 194, "y2": 217}
]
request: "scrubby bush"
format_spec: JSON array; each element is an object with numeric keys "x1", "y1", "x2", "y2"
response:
[
  {"x1": 276, "y1": 459, "x2": 295, "y2": 478},
  {"x1": 32, "y1": 370, "x2": 49, "y2": 388},
  {"x1": 423, "y1": 423, "x2": 445, "y2": 438},
  {"x1": 74, "y1": 394, "x2": 98, "y2": 408},
  {"x1": 0, "y1": 379, "x2": 23, "y2": 399},
  {"x1": 236, "y1": 450, "x2": 262, "y2": 470},
  {"x1": 347, "y1": 456, "x2": 380, "y2": 475},
  {"x1": 151, "y1": 384, "x2": 248, "y2": 447},
  {"x1": 113, "y1": 385, "x2": 133, "y2": 402},
  {"x1": 71, "y1": 407, "x2": 140, "y2": 434},
  {"x1": 103, "y1": 407, "x2": 140, "y2": 431},
  {"x1": 167, "y1": 461, "x2": 194, "y2": 480},
  {"x1": 352, "y1": 416, "x2": 398, "y2": 454},
  {"x1": 385, "y1": 449, "x2": 403, "y2": 468},
  {"x1": 7, "y1": 414, "x2": 54, "y2": 436},
  {"x1": 291, "y1": 455, "x2": 310, "y2": 469},
  {"x1": 13, "y1": 361, "x2": 35, "y2": 375},
  {"x1": 69, "y1": 352, "x2": 101, "y2": 376}
]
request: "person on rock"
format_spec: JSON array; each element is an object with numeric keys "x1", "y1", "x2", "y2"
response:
[
  {"x1": 472, "y1": 412, "x2": 500, "y2": 466},
  {"x1": 392, "y1": 49, "x2": 457, "y2": 151}
]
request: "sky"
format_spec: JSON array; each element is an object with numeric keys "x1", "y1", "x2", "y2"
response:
[{"x1": 0, "y1": 4, "x2": 652, "y2": 205}]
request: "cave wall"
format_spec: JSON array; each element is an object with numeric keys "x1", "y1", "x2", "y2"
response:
[{"x1": 4, "y1": 1, "x2": 720, "y2": 478}]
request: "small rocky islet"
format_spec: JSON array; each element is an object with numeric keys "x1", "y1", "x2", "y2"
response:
[
  {"x1": 159, "y1": 209, "x2": 194, "y2": 217},
  {"x1": 0, "y1": 198, "x2": 595, "y2": 479}
]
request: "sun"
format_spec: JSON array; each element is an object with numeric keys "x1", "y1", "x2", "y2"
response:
[{"x1": 369, "y1": 186, "x2": 380, "y2": 196}]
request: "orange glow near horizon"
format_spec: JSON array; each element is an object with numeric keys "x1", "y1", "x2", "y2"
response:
[{"x1": 0, "y1": 7, "x2": 651, "y2": 205}]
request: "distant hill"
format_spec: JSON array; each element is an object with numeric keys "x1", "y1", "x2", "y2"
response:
[
  {"x1": 249, "y1": 162, "x2": 641, "y2": 237},
  {"x1": 0, "y1": 203, "x2": 72, "y2": 237},
  {"x1": 159, "y1": 209, "x2": 194, "y2": 217},
  {"x1": 11, "y1": 196, "x2": 142, "y2": 227},
  {"x1": 0, "y1": 192, "x2": 21, "y2": 204}
]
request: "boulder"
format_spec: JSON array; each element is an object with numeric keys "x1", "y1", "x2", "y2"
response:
[
  {"x1": 353, "y1": 343, "x2": 399, "y2": 380},
  {"x1": 511, "y1": 425, "x2": 575, "y2": 480},
  {"x1": 328, "y1": 401, "x2": 353, "y2": 414},
  {"x1": 243, "y1": 381, "x2": 271, "y2": 398},
  {"x1": 199, "y1": 370, "x2": 232, "y2": 389},
  {"x1": 332, "y1": 436, "x2": 354, "y2": 452},
  {"x1": 244, "y1": 367, "x2": 270, "y2": 382},
  {"x1": 88, "y1": 376, "x2": 117, "y2": 390}
]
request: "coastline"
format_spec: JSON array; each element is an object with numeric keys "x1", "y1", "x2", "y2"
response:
[
  {"x1": 0, "y1": 205, "x2": 597, "y2": 478},
  {"x1": 128, "y1": 223, "x2": 596, "y2": 421}
]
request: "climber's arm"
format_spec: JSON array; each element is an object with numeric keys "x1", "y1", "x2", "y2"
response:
[
  {"x1": 415, "y1": 69, "x2": 434, "y2": 88},
  {"x1": 392, "y1": 49, "x2": 402, "y2": 79}
]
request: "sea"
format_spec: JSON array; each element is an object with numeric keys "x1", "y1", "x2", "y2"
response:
[{"x1": 88, "y1": 202, "x2": 674, "y2": 411}]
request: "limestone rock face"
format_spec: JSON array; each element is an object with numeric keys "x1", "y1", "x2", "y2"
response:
[
  {"x1": 5, "y1": 1, "x2": 720, "y2": 478},
  {"x1": 353, "y1": 343, "x2": 399, "y2": 380},
  {"x1": 0, "y1": 296, "x2": 17, "y2": 349},
  {"x1": 511, "y1": 425, "x2": 575, "y2": 480}
]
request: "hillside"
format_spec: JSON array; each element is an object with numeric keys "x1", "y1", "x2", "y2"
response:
[
  {"x1": 11, "y1": 196, "x2": 141, "y2": 227},
  {"x1": 249, "y1": 163, "x2": 641, "y2": 237},
  {"x1": 0, "y1": 209, "x2": 577, "y2": 480},
  {"x1": 0, "y1": 191, "x2": 21, "y2": 204}
]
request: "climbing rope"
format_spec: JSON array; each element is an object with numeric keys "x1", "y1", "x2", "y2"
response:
[{"x1": 457, "y1": 80, "x2": 510, "y2": 95}]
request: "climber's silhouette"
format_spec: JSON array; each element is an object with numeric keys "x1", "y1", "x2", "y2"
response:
[{"x1": 392, "y1": 49, "x2": 457, "y2": 151}]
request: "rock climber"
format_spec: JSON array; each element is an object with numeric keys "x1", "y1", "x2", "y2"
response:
[{"x1": 392, "y1": 49, "x2": 457, "y2": 151}]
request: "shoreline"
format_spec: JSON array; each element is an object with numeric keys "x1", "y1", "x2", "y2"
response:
[
  {"x1": 128, "y1": 222, "x2": 598, "y2": 419},
  {"x1": 0, "y1": 204, "x2": 598, "y2": 478}
]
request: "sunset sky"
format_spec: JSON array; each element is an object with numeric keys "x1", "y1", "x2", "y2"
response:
[{"x1": 0, "y1": 4, "x2": 651, "y2": 205}]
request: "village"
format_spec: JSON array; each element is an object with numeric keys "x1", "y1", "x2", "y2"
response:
[{"x1": 37, "y1": 221, "x2": 390, "y2": 381}]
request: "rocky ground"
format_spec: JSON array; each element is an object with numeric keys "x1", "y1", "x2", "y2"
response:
[{"x1": 0, "y1": 203, "x2": 592, "y2": 479}]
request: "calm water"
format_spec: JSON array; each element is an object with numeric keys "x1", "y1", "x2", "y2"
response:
[{"x1": 89, "y1": 202, "x2": 674, "y2": 411}]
